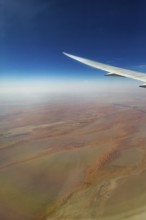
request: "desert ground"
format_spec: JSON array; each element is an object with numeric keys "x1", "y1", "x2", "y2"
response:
[{"x1": 0, "y1": 90, "x2": 146, "y2": 220}]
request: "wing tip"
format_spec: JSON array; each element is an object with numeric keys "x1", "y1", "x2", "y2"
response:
[
  {"x1": 62, "y1": 52, "x2": 76, "y2": 60},
  {"x1": 62, "y1": 51, "x2": 69, "y2": 56}
]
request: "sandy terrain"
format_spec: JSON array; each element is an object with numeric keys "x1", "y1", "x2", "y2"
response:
[{"x1": 0, "y1": 92, "x2": 146, "y2": 220}]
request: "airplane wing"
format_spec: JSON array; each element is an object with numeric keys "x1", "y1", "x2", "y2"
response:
[{"x1": 63, "y1": 52, "x2": 146, "y2": 88}]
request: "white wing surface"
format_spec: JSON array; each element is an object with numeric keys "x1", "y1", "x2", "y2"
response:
[{"x1": 63, "y1": 52, "x2": 146, "y2": 87}]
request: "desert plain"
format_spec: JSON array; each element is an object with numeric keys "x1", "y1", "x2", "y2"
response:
[{"x1": 0, "y1": 89, "x2": 146, "y2": 220}]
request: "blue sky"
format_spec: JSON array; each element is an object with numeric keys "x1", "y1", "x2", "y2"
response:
[{"x1": 0, "y1": 0, "x2": 146, "y2": 90}]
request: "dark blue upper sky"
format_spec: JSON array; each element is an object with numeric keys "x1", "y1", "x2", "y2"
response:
[{"x1": 1, "y1": 0, "x2": 146, "y2": 83}]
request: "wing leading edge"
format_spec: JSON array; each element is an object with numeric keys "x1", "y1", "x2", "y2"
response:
[{"x1": 63, "y1": 52, "x2": 146, "y2": 87}]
